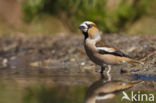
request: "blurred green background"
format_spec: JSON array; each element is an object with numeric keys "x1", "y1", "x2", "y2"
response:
[{"x1": 0, "y1": 0, "x2": 156, "y2": 35}]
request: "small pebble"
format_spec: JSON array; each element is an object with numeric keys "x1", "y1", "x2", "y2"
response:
[
  {"x1": 2, "y1": 58, "x2": 8, "y2": 67},
  {"x1": 70, "y1": 58, "x2": 75, "y2": 62},
  {"x1": 81, "y1": 62, "x2": 85, "y2": 66}
]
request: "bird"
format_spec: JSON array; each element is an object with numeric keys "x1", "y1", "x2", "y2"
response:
[
  {"x1": 84, "y1": 78, "x2": 143, "y2": 103},
  {"x1": 78, "y1": 21, "x2": 141, "y2": 75}
]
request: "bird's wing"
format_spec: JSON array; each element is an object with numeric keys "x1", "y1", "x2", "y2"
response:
[
  {"x1": 95, "y1": 40, "x2": 131, "y2": 58},
  {"x1": 95, "y1": 39, "x2": 117, "y2": 52}
]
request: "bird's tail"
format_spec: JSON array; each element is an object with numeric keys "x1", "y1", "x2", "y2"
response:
[
  {"x1": 127, "y1": 51, "x2": 156, "y2": 65},
  {"x1": 123, "y1": 57, "x2": 144, "y2": 65}
]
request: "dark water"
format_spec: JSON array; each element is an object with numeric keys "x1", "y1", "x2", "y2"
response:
[{"x1": 132, "y1": 74, "x2": 156, "y2": 81}]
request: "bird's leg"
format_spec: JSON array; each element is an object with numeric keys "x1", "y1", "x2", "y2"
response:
[
  {"x1": 107, "y1": 65, "x2": 111, "y2": 74},
  {"x1": 100, "y1": 72, "x2": 105, "y2": 79},
  {"x1": 100, "y1": 66, "x2": 105, "y2": 74},
  {"x1": 107, "y1": 65, "x2": 112, "y2": 81}
]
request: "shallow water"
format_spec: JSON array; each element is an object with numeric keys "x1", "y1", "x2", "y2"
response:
[{"x1": 0, "y1": 67, "x2": 156, "y2": 103}]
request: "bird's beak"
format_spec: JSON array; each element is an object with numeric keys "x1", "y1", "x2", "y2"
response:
[
  {"x1": 78, "y1": 25, "x2": 83, "y2": 29},
  {"x1": 78, "y1": 25, "x2": 85, "y2": 30},
  {"x1": 78, "y1": 23, "x2": 88, "y2": 32}
]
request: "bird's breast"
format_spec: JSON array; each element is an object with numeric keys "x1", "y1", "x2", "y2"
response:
[{"x1": 84, "y1": 43, "x2": 104, "y2": 66}]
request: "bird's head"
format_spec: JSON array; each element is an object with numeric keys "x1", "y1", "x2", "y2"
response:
[{"x1": 78, "y1": 21, "x2": 100, "y2": 39}]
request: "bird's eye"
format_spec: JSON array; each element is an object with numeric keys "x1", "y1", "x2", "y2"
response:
[{"x1": 87, "y1": 24, "x2": 93, "y2": 28}]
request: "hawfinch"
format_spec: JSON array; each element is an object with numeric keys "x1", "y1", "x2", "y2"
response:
[
  {"x1": 85, "y1": 80, "x2": 143, "y2": 103},
  {"x1": 78, "y1": 21, "x2": 140, "y2": 74}
]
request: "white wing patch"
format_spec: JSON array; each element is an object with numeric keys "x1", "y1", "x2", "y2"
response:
[
  {"x1": 96, "y1": 47, "x2": 116, "y2": 52},
  {"x1": 96, "y1": 93, "x2": 115, "y2": 100}
]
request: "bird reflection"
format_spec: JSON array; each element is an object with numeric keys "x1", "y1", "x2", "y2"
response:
[{"x1": 84, "y1": 74, "x2": 143, "y2": 103}]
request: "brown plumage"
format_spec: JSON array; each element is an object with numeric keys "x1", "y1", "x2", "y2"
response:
[
  {"x1": 96, "y1": 39, "x2": 117, "y2": 52},
  {"x1": 96, "y1": 39, "x2": 111, "y2": 47},
  {"x1": 85, "y1": 80, "x2": 143, "y2": 103},
  {"x1": 78, "y1": 21, "x2": 141, "y2": 74}
]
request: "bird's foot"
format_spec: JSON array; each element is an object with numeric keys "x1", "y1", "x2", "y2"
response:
[{"x1": 100, "y1": 70, "x2": 103, "y2": 74}]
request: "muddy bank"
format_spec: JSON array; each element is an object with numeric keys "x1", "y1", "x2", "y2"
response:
[
  {"x1": 0, "y1": 34, "x2": 155, "y2": 71},
  {"x1": 0, "y1": 34, "x2": 155, "y2": 82}
]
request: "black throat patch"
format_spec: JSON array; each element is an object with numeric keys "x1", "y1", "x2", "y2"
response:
[{"x1": 83, "y1": 32, "x2": 89, "y2": 39}]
